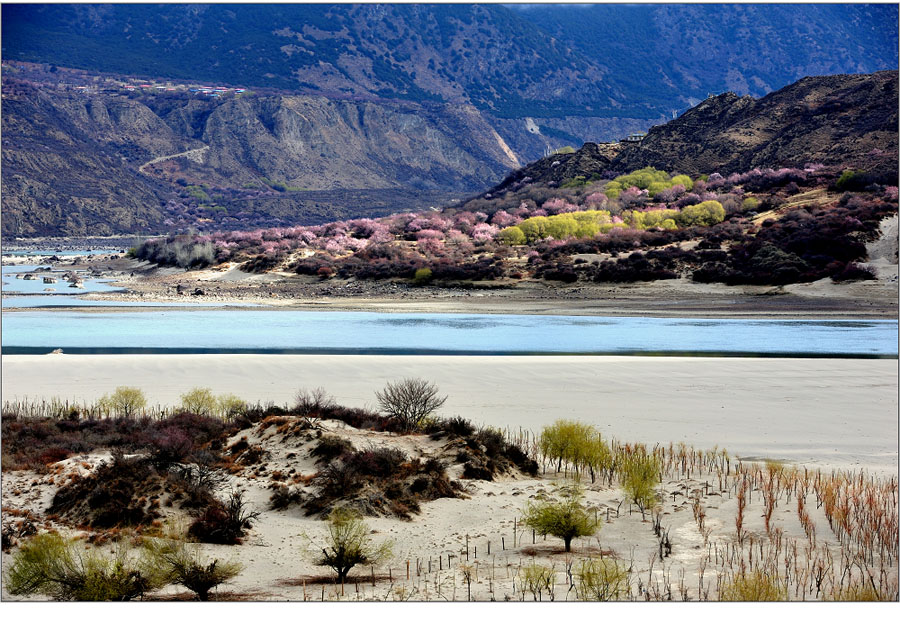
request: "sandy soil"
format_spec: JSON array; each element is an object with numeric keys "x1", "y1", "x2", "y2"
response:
[
  {"x1": 2, "y1": 355, "x2": 896, "y2": 474},
  {"x1": 2, "y1": 414, "x2": 895, "y2": 603}
]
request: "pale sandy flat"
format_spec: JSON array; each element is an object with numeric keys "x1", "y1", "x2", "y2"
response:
[{"x1": 2, "y1": 354, "x2": 896, "y2": 474}]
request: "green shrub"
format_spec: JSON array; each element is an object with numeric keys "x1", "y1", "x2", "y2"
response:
[
  {"x1": 835, "y1": 169, "x2": 868, "y2": 191},
  {"x1": 316, "y1": 507, "x2": 392, "y2": 583},
  {"x1": 575, "y1": 557, "x2": 631, "y2": 601},
  {"x1": 627, "y1": 208, "x2": 680, "y2": 230},
  {"x1": 517, "y1": 211, "x2": 612, "y2": 243},
  {"x1": 521, "y1": 482, "x2": 599, "y2": 552},
  {"x1": 5, "y1": 533, "x2": 166, "y2": 601},
  {"x1": 144, "y1": 539, "x2": 242, "y2": 601},
  {"x1": 604, "y1": 181, "x2": 622, "y2": 199},
  {"x1": 741, "y1": 197, "x2": 760, "y2": 212},
  {"x1": 612, "y1": 167, "x2": 669, "y2": 191},
  {"x1": 413, "y1": 267, "x2": 433, "y2": 285},
  {"x1": 719, "y1": 571, "x2": 787, "y2": 601},
  {"x1": 518, "y1": 563, "x2": 556, "y2": 601},
  {"x1": 619, "y1": 448, "x2": 661, "y2": 515},
  {"x1": 561, "y1": 175, "x2": 587, "y2": 188},
  {"x1": 670, "y1": 174, "x2": 694, "y2": 191},
  {"x1": 677, "y1": 200, "x2": 725, "y2": 227}
]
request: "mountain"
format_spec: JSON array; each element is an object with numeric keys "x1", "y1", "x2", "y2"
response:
[
  {"x1": 0, "y1": 78, "x2": 528, "y2": 237},
  {"x1": 3, "y1": 3, "x2": 896, "y2": 122},
  {"x1": 1, "y1": 4, "x2": 897, "y2": 237},
  {"x1": 610, "y1": 70, "x2": 899, "y2": 180},
  {"x1": 0, "y1": 3, "x2": 632, "y2": 119},
  {"x1": 487, "y1": 70, "x2": 899, "y2": 197},
  {"x1": 510, "y1": 3, "x2": 898, "y2": 113}
]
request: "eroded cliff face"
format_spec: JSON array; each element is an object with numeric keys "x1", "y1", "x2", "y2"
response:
[
  {"x1": 2, "y1": 78, "x2": 663, "y2": 237},
  {"x1": 191, "y1": 96, "x2": 522, "y2": 191},
  {"x1": 1, "y1": 85, "x2": 178, "y2": 236},
  {"x1": 611, "y1": 71, "x2": 900, "y2": 178}
]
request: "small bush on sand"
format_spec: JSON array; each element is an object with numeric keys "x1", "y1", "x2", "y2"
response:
[
  {"x1": 441, "y1": 416, "x2": 476, "y2": 437},
  {"x1": 294, "y1": 387, "x2": 335, "y2": 418},
  {"x1": 375, "y1": 378, "x2": 447, "y2": 432},
  {"x1": 521, "y1": 482, "x2": 599, "y2": 552},
  {"x1": 619, "y1": 448, "x2": 661, "y2": 517},
  {"x1": 188, "y1": 491, "x2": 259, "y2": 545},
  {"x1": 719, "y1": 571, "x2": 788, "y2": 601},
  {"x1": 315, "y1": 507, "x2": 392, "y2": 584},
  {"x1": 518, "y1": 563, "x2": 556, "y2": 601},
  {"x1": 145, "y1": 539, "x2": 242, "y2": 601},
  {"x1": 5, "y1": 533, "x2": 166, "y2": 601},
  {"x1": 412, "y1": 267, "x2": 433, "y2": 285},
  {"x1": 269, "y1": 485, "x2": 304, "y2": 510},
  {"x1": 310, "y1": 436, "x2": 354, "y2": 465},
  {"x1": 345, "y1": 447, "x2": 407, "y2": 478},
  {"x1": 575, "y1": 557, "x2": 631, "y2": 601},
  {"x1": 830, "y1": 582, "x2": 890, "y2": 601}
]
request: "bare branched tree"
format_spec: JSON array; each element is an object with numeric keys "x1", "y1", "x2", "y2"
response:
[
  {"x1": 294, "y1": 387, "x2": 335, "y2": 419},
  {"x1": 375, "y1": 377, "x2": 447, "y2": 432}
]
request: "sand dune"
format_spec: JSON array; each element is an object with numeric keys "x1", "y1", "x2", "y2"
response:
[{"x1": 2, "y1": 354, "x2": 896, "y2": 474}]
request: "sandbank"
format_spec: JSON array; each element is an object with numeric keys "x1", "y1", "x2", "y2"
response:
[{"x1": 2, "y1": 354, "x2": 896, "y2": 474}]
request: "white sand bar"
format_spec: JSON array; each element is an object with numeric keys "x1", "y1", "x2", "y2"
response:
[{"x1": 2, "y1": 354, "x2": 897, "y2": 473}]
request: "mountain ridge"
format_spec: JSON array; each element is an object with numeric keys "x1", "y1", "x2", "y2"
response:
[
  {"x1": 485, "y1": 70, "x2": 899, "y2": 199},
  {"x1": 3, "y1": 3, "x2": 896, "y2": 120}
]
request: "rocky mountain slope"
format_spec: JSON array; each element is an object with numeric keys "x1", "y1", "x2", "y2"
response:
[
  {"x1": 488, "y1": 70, "x2": 899, "y2": 196},
  {"x1": 511, "y1": 3, "x2": 897, "y2": 112},
  {"x1": 611, "y1": 71, "x2": 899, "y2": 179},
  {"x1": 1, "y1": 4, "x2": 896, "y2": 237},
  {"x1": 0, "y1": 79, "x2": 528, "y2": 237},
  {"x1": 4, "y1": 3, "x2": 895, "y2": 119}
]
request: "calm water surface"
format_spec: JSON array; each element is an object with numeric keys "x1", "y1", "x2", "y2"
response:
[
  {"x1": 2, "y1": 309, "x2": 896, "y2": 356},
  {"x1": 3, "y1": 258, "x2": 896, "y2": 356}
]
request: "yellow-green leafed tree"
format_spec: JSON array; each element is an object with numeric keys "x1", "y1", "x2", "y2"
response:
[
  {"x1": 98, "y1": 386, "x2": 147, "y2": 418},
  {"x1": 316, "y1": 507, "x2": 392, "y2": 584},
  {"x1": 677, "y1": 200, "x2": 725, "y2": 227},
  {"x1": 670, "y1": 174, "x2": 694, "y2": 191},
  {"x1": 618, "y1": 446, "x2": 662, "y2": 517},
  {"x1": 521, "y1": 482, "x2": 600, "y2": 552},
  {"x1": 497, "y1": 225, "x2": 526, "y2": 245},
  {"x1": 180, "y1": 387, "x2": 218, "y2": 417}
]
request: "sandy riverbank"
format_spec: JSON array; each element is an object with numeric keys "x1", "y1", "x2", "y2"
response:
[{"x1": 2, "y1": 354, "x2": 896, "y2": 474}]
